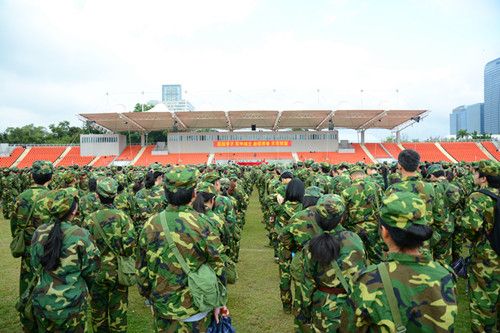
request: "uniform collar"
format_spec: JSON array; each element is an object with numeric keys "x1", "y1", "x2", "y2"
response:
[{"x1": 386, "y1": 251, "x2": 431, "y2": 263}]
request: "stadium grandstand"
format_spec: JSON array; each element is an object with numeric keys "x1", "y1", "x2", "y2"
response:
[{"x1": 1, "y1": 109, "x2": 499, "y2": 167}]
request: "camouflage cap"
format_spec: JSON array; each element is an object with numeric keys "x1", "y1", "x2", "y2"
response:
[
  {"x1": 320, "y1": 162, "x2": 331, "y2": 172},
  {"x1": 311, "y1": 163, "x2": 320, "y2": 171},
  {"x1": 349, "y1": 165, "x2": 365, "y2": 175},
  {"x1": 164, "y1": 166, "x2": 199, "y2": 192},
  {"x1": 478, "y1": 160, "x2": 499, "y2": 176},
  {"x1": 97, "y1": 177, "x2": 118, "y2": 198},
  {"x1": 196, "y1": 181, "x2": 218, "y2": 195},
  {"x1": 426, "y1": 163, "x2": 443, "y2": 176},
  {"x1": 304, "y1": 186, "x2": 324, "y2": 198},
  {"x1": 304, "y1": 159, "x2": 314, "y2": 168},
  {"x1": 31, "y1": 160, "x2": 54, "y2": 176},
  {"x1": 201, "y1": 171, "x2": 220, "y2": 184},
  {"x1": 45, "y1": 189, "x2": 77, "y2": 219},
  {"x1": 149, "y1": 163, "x2": 164, "y2": 173},
  {"x1": 61, "y1": 170, "x2": 77, "y2": 184},
  {"x1": 219, "y1": 177, "x2": 231, "y2": 190},
  {"x1": 380, "y1": 192, "x2": 427, "y2": 230},
  {"x1": 316, "y1": 194, "x2": 346, "y2": 218}
]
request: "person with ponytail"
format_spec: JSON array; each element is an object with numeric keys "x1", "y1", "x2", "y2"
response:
[
  {"x1": 340, "y1": 192, "x2": 457, "y2": 333},
  {"x1": 135, "y1": 163, "x2": 166, "y2": 225},
  {"x1": 31, "y1": 189, "x2": 100, "y2": 332},
  {"x1": 296, "y1": 194, "x2": 366, "y2": 333}
]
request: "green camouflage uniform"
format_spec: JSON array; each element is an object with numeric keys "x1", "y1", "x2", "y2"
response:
[
  {"x1": 84, "y1": 178, "x2": 137, "y2": 333},
  {"x1": 10, "y1": 161, "x2": 53, "y2": 332},
  {"x1": 135, "y1": 184, "x2": 166, "y2": 225},
  {"x1": 136, "y1": 167, "x2": 225, "y2": 332},
  {"x1": 426, "y1": 164, "x2": 461, "y2": 265},
  {"x1": 31, "y1": 189, "x2": 100, "y2": 333},
  {"x1": 460, "y1": 161, "x2": 500, "y2": 333},
  {"x1": 276, "y1": 200, "x2": 304, "y2": 312},
  {"x1": 385, "y1": 174, "x2": 444, "y2": 257},
  {"x1": 299, "y1": 225, "x2": 366, "y2": 332},
  {"x1": 340, "y1": 192, "x2": 457, "y2": 333},
  {"x1": 341, "y1": 168, "x2": 384, "y2": 263}
]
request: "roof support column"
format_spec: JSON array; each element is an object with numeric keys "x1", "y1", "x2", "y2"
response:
[
  {"x1": 360, "y1": 130, "x2": 365, "y2": 144},
  {"x1": 141, "y1": 133, "x2": 146, "y2": 146},
  {"x1": 395, "y1": 130, "x2": 401, "y2": 143}
]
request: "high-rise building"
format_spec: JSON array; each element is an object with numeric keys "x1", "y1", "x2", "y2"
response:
[
  {"x1": 161, "y1": 84, "x2": 195, "y2": 111},
  {"x1": 449, "y1": 103, "x2": 484, "y2": 135},
  {"x1": 484, "y1": 57, "x2": 500, "y2": 134},
  {"x1": 162, "y1": 84, "x2": 182, "y2": 102}
]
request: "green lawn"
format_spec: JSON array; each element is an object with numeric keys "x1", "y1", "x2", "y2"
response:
[{"x1": 0, "y1": 193, "x2": 470, "y2": 332}]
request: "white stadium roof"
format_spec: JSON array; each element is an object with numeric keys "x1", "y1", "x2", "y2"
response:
[{"x1": 79, "y1": 109, "x2": 428, "y2": 133}]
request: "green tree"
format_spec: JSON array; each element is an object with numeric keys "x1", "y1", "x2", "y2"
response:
[
  {"x1": 456, "y1": 129, "x2": 468, "y2": 139},
  {"x1": 133, "y1": 103, "x2": 155, "y2": 112}
]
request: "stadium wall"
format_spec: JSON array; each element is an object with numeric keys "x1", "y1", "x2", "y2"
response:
[
  {"x1": 80, "y1": 134, "x2": 127, "y2": 156},
  {"x1": 166, "y1": 130, "x2": 339, "y2": 153}
]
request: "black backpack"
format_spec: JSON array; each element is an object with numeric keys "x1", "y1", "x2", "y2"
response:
[{"x1": 477, "y1": 189, "x2": 500, "y2": 256}]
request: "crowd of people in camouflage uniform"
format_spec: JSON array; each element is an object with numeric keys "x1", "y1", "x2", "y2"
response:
[{"x1": 1, "y1": 147, "x2": 499, "y2": 332}]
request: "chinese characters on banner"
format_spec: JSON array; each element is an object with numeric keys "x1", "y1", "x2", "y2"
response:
[{"x1": 213, "y1": 140, "x2": 292, "y2": 148}]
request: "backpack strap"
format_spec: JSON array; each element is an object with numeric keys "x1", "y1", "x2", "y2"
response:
[
  {"x1": 159, "y1": 211, "x2": 191, "y2": 275},
  {"x1": 377, "y1": 263, "x2": 406, "y2": 333},
  {"x1": 92, "y1": 219, "x2": 119, "y2": 257},
  {"x1": 332, "y1": 261, "x2": 350, "y2": 293}
]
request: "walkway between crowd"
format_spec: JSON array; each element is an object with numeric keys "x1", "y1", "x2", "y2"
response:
[{"x1": 227, "y1": 192, "x2": 293, "y2": 333}]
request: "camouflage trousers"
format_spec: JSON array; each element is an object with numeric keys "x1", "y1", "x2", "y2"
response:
[
  {"x1": 278, "y1": 242, "x2": 293, "y2": 311},
  {"x1": 154, "y1": 314, "x2": 210, "y2": 333},
  {"x1": 19, "y1": 255, "x2": 36, "y2": 333},
  {"x1": 468, "y1": 258, "x2": 500, "y2": 333},
  {"x1": 433, "y1": 237, "x2": 453, "y2": 267},
  {"x1": 293, "y1": 280, "x2": 312, "y2": 333},
  {"x1": 90, "y1": 282, "x2": 129, "y2": 333},
  {"x1": 35, "y1": 308, "x2": 86, "y2": 333},
  {"x1": 309, "y1": 292, "x2": 347, "y2": 333}
]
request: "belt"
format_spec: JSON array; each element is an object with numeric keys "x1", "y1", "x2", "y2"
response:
[{"x1": 317, "y1": 286, "x2": 346, "y2": 295}]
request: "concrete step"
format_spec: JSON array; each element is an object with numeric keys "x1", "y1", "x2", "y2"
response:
[
  {"x1": 435, "y1": 143, "x2": 457, "y2": 163},
  {"x1": 476, "y1": 142, "x2": 496, "y2": 161},
  {"x1": 53, "y1": 146, "x2": 73, "y2": 166},
  {"x1": 11, "y1": 147, "x2": 32, "y2": 167}
]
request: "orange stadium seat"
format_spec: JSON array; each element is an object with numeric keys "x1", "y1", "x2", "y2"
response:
[
  {"x1": 380, "y1": 143, "x2": 402, "y2": 159},
  {"x1": 401, "y1": 142, "x2": 450, "y2": 162},
  {"x1": 298, "y1": 144, "x2": 371, "y2": 164},
  {"x1": 480, "y1": 141, "x2": 500, "y2": 161},
  {"x1": 116, "y1": 145, "x2": 142, "y2": 161},
  {"x1": 364, "y1": 143, "x2": 391, "y2": 159},
  {"x1": 56, "y1": 147, "x2": 94, "y2": 166},
  {"x1": 440, "y1": 142, "x2": 488, "y2": 162},
  {"x1": 17, "y1": 146, "x2": 66, "y2": 168},
  {"x1": 0, "y1": 147, "x2": 25, "y2": 168},
  {"x1": 91, "y1": 155, "x2": 116, "y2": 167}
]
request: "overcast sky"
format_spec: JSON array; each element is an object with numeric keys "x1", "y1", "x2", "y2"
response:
[{"x1": 1, "y1": 0, "x2": 499, "y2": 141}]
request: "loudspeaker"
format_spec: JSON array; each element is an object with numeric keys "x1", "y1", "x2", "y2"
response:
[{"x1": 251, "y1": 124, "x2": 256, "y2": 131}]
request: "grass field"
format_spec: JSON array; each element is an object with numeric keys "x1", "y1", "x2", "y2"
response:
[{"x1": 0, "y1": 192, "x2": 470, "y2": 332}]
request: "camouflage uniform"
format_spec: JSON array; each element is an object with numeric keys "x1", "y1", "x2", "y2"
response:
[
  {"x1": 276, "y1": 199, "x2": 304, "y2": 312},
  {"x1": 31, "y1": 189, "x2": 100, "y2": 333},
  {"x1": 341, "y1": 166, "x2": 384, "y2": 263},
  {"x1": 340, "y1": 192, "x2": 457, "y2": 333},
  {"x1": 426, "y1": 164, "x2": 461, "y2": 265},
  {"x1": 84, "y1": 178, "x2": 137, "y2": 333},
  {"x1": 460, "y1": 161, "x2": 500, "y2": 333},
  {"x1": 298, "y1": 195, "x2": 366, "y2": 333},
  {"x1": 136, "y1": 167, "x2": 225, "y2": 332},
  {"x1": 10, "y1": 161, "x2": 53, "y2": 332},
  {"x1": 135, "y1": 184, "x2": 166, "y2": 225},
  {"x1": 385, "y1": 173, "x2": 444, "y2": 257}
]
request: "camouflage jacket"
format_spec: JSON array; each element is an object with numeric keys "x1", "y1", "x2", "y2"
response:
[
  {"x1": 299, "y1": 225, "x2": 367, "y2": 330},
  {"x1": 79, "y1": 192, "x2": 102, "y2": 223},
  {"x1": 214, "y1": 194, "x2": 238, "y2": 234},
  {"x1": 31, "y1": 221, "x2": 100, "y2": 320},
  {"x1": 114, "y1": 190, "x2": 136, "y2": 221},
  {"x1": 460, "y1": 186, "x2": 500, "y2": 264},
  {"x1": 10, "y1": 185, "x2": 49, "y2": 255},
  {"x1": 281, "y1": 206, "x2": 322, "y2": 255},
  {"x1": 340, "y1": 252, "x2": 457, "y2": 333},
  {"x1": 84, "y1": 204, "x2": 137, "y2": 285},
  {"x1": 135, "y1": 185, "x2": 166, "y2": 223},
  {"x1": 332, "y1": 173, "x2": 352, "y2": 195},
  {"x1": 136, "y1": 204, "x2": 225, "y2": 320},
  {"x1": 341, "y1": 178, "x2": 382, "y2": 230},
  {"x1": 276, "y1": 201, "x2": 303, "y2": 234},
  {"x1": 385, "y1": 175, "x2": 444, "y2": 241},
  {"x1": 430, "y1": 178, "x2": 461, "y2": 239}
]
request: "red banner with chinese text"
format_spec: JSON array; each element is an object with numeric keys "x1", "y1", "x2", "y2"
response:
[{"x1": 213, "y1": 140, "x2": 292, "y2": 148}]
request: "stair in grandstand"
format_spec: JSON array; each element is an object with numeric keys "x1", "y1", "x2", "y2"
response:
[
  {"x1": 481, "y1": 141, "x2": 500, "y2": 161},
  {"x1": 440, "y1": 142, "x2": 488, "y2": 162}
]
